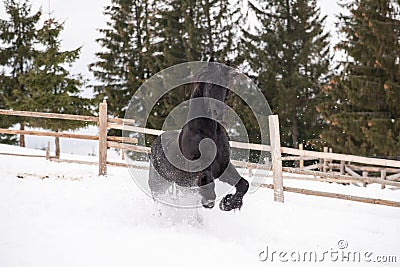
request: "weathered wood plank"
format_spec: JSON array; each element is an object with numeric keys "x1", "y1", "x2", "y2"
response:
[
  {"x1": 299, "y1": 144, "x2": 304, "y2": 169},
  {"x1": 381, "y1": 170, "x2": 387, "y2": 189},
  {"x1": 230, "y1": 160, "x2": 271, "y2": 170},
  {"x1": 282, "y1": 167, "x2": 400, "y2": 187},
  {"x1": 259, "y1": 174, "x2": 364, "y2": 184},
  {"x1": 0, "y1": 128, "x2": 99, "y2": 140},
  {"x1": 323, "y1": 147, "x2": 328, "y2": 172},
  {"x1": 345, "y1": 166, "x2": 361, "y2": 177},
  {"x1": 50, "y1": 158, "x2": 98, "y2": 165},
  {"x1": 46, "y1": 141, "x2": 50, "y2": 160},
  {"x1": 0, "y1": 128, "x2": 138, "y2": 146},
  {"x1": 340, "y1": 161, "x2": 345, "y2": 175},
  {"x1": 107, "y1": 141, "x2": 151, "y2": 153},
  {"x1": 281, "y1": 156, "x2": 318, "y2": 161},
  {"x1": 0, "y1": 109, "x2": 98, "y2": 122},
  {"x1": 98, "y1": 100, "x2": 108, "y2": 176},
  {"x1": 330, "y1": 163, "x2": 400, "y2": 173},
  {"x1": 229, "y1": 141, "x2": 271, "y2": 152},
  {"x1": 304, "y1": 163, "x2": 322, "y2": 170},
  {"x1": 281, "y1": 147, "x2": 400, "y2": 168},
  {"x1": 362, "y1": 171, "x2": 368, "y2": 187},
  {"x1": 108, "y1": 123, "x2": 164, "y2": 136},
  {"x1": 107, "y1": 136, "x2": 138, "y2": 144},
  {"x1": 0, "y1": 152, "x2": 45, "y2": 158},
  {"x1": 269, "y1": 115, "x2": 284, "y2": 203},
  {"x1": 107, "y1": 117, "x2": 136, "y2": 125},
  {"x1": 387, "y1": 172, "x2": 400, "y2": 181},
  {"x1": 50, "y1": 157, "x2": 150, "y2": 170},
  {"x1": 106, "y1": 161, "x2": 150, "y2": 170},
  {"x1": 255, "y1": 183, "x2": 400, "y2": 208}
]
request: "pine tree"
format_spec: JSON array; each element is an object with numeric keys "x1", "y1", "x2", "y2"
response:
[
  {"x1": 144, "y1": 0, "x2": 194, "y2": 132},
  {"x1": 89, "y1": 0, "x2": 150, "y2": 122},
  {"x1": 19, "y1": 19, "x2": 92, "y2": 157},
  {"x1": 146, "y1": 0, "x2": 238, "y2": 132},
  {"x1": 150, "y1": 0, "x2": 237, "y2": 68},
  {"x1": 0, "y1": 0, "x2": 41, "y2": 146},
  {"x1": 319, "y1": 0, "x2": 400, "y2": 157},
  {"x1": 241, "y1": 0, "x2": 330, "y2": 148}
]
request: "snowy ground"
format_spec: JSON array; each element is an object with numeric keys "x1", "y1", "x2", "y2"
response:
[{"x1": 0, "y1": 144, "x2": 399, "y2": 267}]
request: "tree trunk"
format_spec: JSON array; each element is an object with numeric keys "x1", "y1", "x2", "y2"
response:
[
  {"x1": 20, "y1": 123, "x2": 25, "y2": 147},
  {"x1": 55, "y1": 131, "x2": 60, "y2": 158}
]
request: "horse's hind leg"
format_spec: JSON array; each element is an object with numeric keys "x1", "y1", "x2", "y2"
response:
[
  {"x1": 218, "y1": 163, "x2": 249, "y2": 211},
  {"x1": 149, "y1": 161, "x2": 170, "y2": 200},
  {"x1": 198, "y1": 170, "x2": 216, "y2": 209}
]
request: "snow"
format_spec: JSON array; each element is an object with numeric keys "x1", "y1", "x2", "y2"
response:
[{"x1": 0, "y1": 143, "x2": 399, "y2": 267}]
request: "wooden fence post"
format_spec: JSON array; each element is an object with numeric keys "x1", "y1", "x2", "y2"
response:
[
  {"x1": 299, "y1": 143, "x2": 304, "y2": 169},
  {"x1": 98, "y1": 100, "x2": 108, "y2": 176},
  {"x1": 381, "y1": 170, "x2": 387, "y2": 189},
  {"x1": 340, "y1": 160, "x2": 345, "y2": 175},
  {"x1": 362, "y1": 171, "x2": 368, "y2": 187},
  {"x1": 269, "y1": 115, "x2": 284, "y2": 203},
  {"x1": 323, "y1": 147, "x2": 328, "y2": 172},
  {"x1": 46, "y1": 141, "x2": 50, "y2": 160},
  {"x1": 121, "y1": 148, "x2": 125, "y2": 160},
  {"x1": 248, "y1": 167, "x2": 254, "y2": 180}
]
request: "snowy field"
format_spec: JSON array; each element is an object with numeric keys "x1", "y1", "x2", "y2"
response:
[{"x1": 0, "y1": 143, "x2": 399, "y2": 267}]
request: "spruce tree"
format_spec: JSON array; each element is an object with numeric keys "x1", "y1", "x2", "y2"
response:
[
  {"x1": 241, "y1": 0, "x2": 330, "y2": 148},
  {"x1": 150, "y1": 0, "x2": 237, "y2": 68},
  {"x1": 89, "y1": 0, "x2": 150, "y2": 122},
  {"x1": 0, "y1": 0, "x2": 41, "y2": 146},
  {"x1": 20, "y1": 19, "x2": 92, "y2": 157},
  {"x1": 146, "y1": 0, "x2": 238, "y2": 132},
  {"x1": 319, "y1": 0, "x2": 400, "y2": 157},
  {"x1": 144, "y1": 0, "x2": 193, "y2": 132}
]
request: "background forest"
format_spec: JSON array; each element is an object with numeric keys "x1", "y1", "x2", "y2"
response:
[{"x1": 0, "y1": 0, "x2": 399, "y2": 159}]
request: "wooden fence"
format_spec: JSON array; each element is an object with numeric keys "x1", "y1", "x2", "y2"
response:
[
  {"x1": 0, "y1": 100, "x2": 139, "y2": 175},
  {"x1": 1, "y1": 101, "x2": 400, "y2": 208}
]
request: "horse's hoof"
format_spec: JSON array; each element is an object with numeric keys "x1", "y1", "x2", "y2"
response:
[
  {"x1": 219, "y1": 193, "x2": 243, "y2": 211},
  {"x1": 202, "y1": 199, "x2": 215, "y2": 209}
]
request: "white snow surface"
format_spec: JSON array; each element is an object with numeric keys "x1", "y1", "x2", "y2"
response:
[{"x1": 0, "y1": 144, "x2": 399, "y2": 267}]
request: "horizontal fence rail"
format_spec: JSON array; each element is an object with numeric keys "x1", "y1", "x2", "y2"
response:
[
  {"x1": 255, "y1": 183, "x2": 400, "y2": 208},
  {"x1": 0, "y1": 109, "x2": 99, "y2": 122},
  {"x1": 0, "y1": 129, "x2": 138, "y2": 143},
  {"x1": 0, "y1": 128, "x2": 99, "y2": 140},
  {"x1": 282, "y1": 147, "x2": 400, "y2": 168}
]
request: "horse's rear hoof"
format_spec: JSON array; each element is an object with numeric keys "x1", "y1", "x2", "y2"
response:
[
  {"x1": 202, "y1": 199, "x2": 215, "y2": 209},
  {"x1": 219, "y1": 193, "x2": 243, "y2": 211}
]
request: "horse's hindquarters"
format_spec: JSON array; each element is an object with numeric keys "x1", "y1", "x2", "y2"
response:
[{"x1": 149, "y1": 133, "x2": 203, "y2": 208}]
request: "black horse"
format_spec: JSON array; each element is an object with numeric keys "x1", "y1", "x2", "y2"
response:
[{"x1": 149, "y1": 61, "x2": 249, "y2": 211}]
